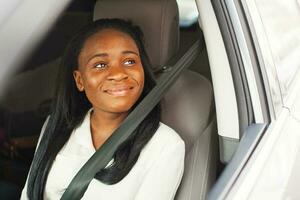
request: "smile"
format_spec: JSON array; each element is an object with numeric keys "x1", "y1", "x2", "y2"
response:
[{"x1": 104, "y1": 86, "x2": 134, "y2": 96}]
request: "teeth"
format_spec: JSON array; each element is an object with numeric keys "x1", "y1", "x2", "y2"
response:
[
  {"x1": 105, "y1": 87, "x2": 132, "y2": 96},
  {"x1": 108, "y1": 88, "x2": 128, "y2": 92},
  {"x1": 109, "y1": 90, "x2": 127, "y2": 95}
]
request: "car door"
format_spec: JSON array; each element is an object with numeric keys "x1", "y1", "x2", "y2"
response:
[
  {"x1": 226, "y1": 0, "x2": 300, "y2": 199},
  {"x1": 203, "y1": 0, "x2": 300, "y2": 199}
]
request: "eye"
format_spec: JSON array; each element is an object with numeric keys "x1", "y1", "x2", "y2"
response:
[
  {"x1": 94, "y1": 62, "x2": 107, "y2": 69},
  {"x1": 124, "y1": 59, "x2": 136, "y2": 66}
]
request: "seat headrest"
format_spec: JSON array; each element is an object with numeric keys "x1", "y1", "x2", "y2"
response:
[{"x1": 93, "y1": 0, "x2": 179, "y2": 71}]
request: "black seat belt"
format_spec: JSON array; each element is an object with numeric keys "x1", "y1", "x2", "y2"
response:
[{"x1": 61, "y1": 40, "x2": 201, "y2": 200}]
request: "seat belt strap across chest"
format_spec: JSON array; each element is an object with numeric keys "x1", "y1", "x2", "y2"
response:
[{"x1": 60, "y1": 40, "x2": 201, "y2": 200}]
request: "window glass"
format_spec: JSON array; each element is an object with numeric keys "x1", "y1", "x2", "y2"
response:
[
  {"x1": 177, "y1": 0, "x2": 198, "y2": 27},
  {"x1": 254, "y1": 0, "x2": 300, "y2": 97}
]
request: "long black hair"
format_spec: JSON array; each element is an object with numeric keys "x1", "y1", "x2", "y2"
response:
[{"x1": 27, "y1": 18, "x2": 161, "y2": 199}]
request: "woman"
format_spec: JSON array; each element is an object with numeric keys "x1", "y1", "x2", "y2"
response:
[{"x1": 21, "y1": 18, "x2": 185, "y2": 200}]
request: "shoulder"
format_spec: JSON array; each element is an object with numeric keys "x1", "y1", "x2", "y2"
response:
[
  {"x1": 140, "y1": 122, "x2": 185, "y2": 162},
  {"x1": 153, "y1": 122, "x2": 185, "y2": 148},
  {"x1": 133, "y1": 122, "x2": 185, "y2": 177}
]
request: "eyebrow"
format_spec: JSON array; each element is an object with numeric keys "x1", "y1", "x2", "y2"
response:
[
  {"x1": 87, "y1": 53, "x2": 109, "y2": 63},
  {"x1": 122, "y1": 50, "x2": 139, "y2": 56},
  {"x1": 87, "y1": 50, "x2": 139, "y2": 63}
]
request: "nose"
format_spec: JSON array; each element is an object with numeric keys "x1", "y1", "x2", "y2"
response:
[{"x1": 107, "y1": 64, "x2": 128, "y2": 81}]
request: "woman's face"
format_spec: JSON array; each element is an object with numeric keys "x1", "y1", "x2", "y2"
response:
[{"x1": 73, "y1": 28, "x2": 145, "y2": 114}]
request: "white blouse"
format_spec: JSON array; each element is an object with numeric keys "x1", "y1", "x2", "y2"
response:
[{"x1": 21, "y1": 110, "x2": 185, "y2": 200}]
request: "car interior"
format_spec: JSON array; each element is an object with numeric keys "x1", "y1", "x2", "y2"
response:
[{"x1": 0, "y1": 0, "x2": 220, "y2": 199}]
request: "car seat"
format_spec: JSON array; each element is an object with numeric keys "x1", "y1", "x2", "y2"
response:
[{"x1": 93, "y1": 0, "x2": 218, "y2": 199}]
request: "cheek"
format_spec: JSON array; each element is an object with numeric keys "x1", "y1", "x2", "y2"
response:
[
  {"x1": 83, "y1": 73, "x2": 103, "y2": 90},
  {"x1": 132, "y1": 70, "x2": 145, "y2": 101},
  {"x1": 135, "y1": 67, "x2": 145, "y2": 89},
  {"x1": 81, "y1": 74, "x2": 105, "y2": 104},
  {"x1": 140, "y1": 71, "x2": 145, "y2": 93}
]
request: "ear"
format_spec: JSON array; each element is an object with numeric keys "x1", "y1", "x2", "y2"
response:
[{"x1": 73, "y1": 70, "x2": 84, "y2": 92}]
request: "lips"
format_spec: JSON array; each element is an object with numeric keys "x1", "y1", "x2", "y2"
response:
[{"x1": 104, "y1": 85, "x2": 134, "y2": 96}]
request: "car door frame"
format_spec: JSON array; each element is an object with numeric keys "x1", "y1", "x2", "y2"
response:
[{"x1": 195, "y1": 0, "x2": 277, "y2": 198}]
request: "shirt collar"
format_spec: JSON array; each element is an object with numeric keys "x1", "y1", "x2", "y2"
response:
[
  {"x1": 73, "y1": 108, "x2": 96, "y2": 154},
  {"x1": 71, "y1": 108, "x2": 115, "y2": 167}
]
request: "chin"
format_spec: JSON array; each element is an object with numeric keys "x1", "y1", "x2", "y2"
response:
[{"x1": 106, "y1": 103, "x2": 135, "y2": 114}]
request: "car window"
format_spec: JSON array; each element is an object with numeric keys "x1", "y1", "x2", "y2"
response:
[
  {"x1": 253, "y1": 0, "x2": 300, "y2": 99},
  {"x1": 177, "y1": 0, "x2": 198, "y2": 27}
]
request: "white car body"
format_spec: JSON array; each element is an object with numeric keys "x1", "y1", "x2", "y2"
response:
[{"x1": 202, "y1": 0, "x2": 300, "y2": 199}]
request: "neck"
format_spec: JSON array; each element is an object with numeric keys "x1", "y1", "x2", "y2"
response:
[{"x1": 90, "y1": 108, "x2": 128, "y2": 149}]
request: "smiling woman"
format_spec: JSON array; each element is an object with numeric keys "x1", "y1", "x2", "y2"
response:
[
  {"x1": 73, "y1": 28, "x2": 146, "y2": 149},
  {"x1": 20, "y1": 18, "x2": 185, "y2": 200},
  {"x1": 73, "y1": 29, "x2": 145, "y2": 126}
]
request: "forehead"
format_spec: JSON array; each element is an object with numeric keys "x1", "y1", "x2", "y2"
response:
[{"x1": 82, "y1": 28, "x2": 139, "y2": 52}]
